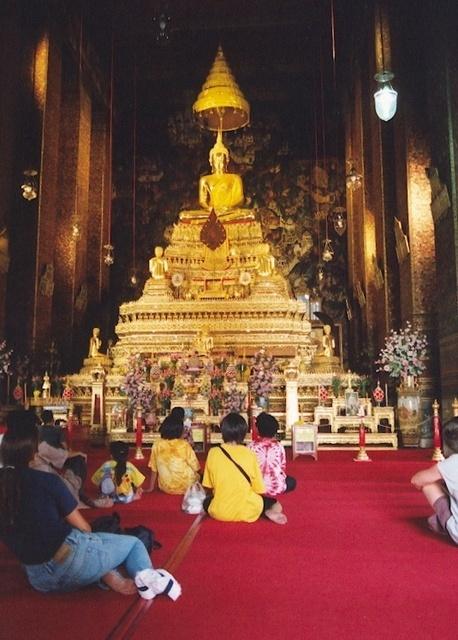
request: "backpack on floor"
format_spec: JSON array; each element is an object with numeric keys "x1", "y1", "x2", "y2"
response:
[{"x1": 91, "y1": 512, "x2": 161, "y2": 554}]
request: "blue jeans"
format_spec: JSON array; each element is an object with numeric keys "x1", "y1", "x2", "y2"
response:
[{"x1": 24, "y1": 529, "x2": 152, "y2": 593}]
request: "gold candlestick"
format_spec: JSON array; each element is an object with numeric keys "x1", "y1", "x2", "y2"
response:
[{"x1": 452, "y1": 397, "x2": 458, "y2": 418}]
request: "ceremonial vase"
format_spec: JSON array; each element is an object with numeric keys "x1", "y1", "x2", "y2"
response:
[{"x1": 397, "y1": 376, "x2": 421, "y2": 446}]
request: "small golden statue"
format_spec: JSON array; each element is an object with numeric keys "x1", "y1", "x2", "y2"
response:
[
  {"x1": 193, "y1": 329, "x2": 214, "y2": 355},
  {"x1": 321, "y1": 324, "x2": 336, "y2": 358},
  {"x1": 88, "y1": 327, "x2": 102, "y2": 358},
  {"x1": 311, "y1": 325, "x2": 341, "y2": 373},
  {"x1": 42, "y1": 371, "x2": 51, "y2": 399},
  {"x1": 255, "y1": 244, "x2": 276, "y2": 278},
  {"x1": 149, "y1": 246, "x2": 168, "y2": 279}
]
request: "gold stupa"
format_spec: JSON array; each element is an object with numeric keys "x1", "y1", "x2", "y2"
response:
[{"x1": 112, "y1": 47, "x2": 312, "y2": 365}]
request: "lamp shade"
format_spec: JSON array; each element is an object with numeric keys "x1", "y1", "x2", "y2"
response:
[{"x1": 374, "y1": 83, "x2": 398, "y2": 121}]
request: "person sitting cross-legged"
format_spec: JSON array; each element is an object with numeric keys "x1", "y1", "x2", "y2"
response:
[
  {"x1": 202, "y1": 412, "x2": 287, "y2": 525},
  {"x1": 145, "y1": 415, "x2": 200, "y2": 495},
  {"x1": 248, "y1": 412, "x2": 296, "y2": 497}
]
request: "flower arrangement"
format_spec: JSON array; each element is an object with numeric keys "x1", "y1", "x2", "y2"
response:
[
  {"x1": 210, "y1": 366, "x2": 225, "y2": 389},
  {"x1": 160, "y1": 364, "x2": 175, "y2": 390},
  {"x1": 158, "y1": 386, "x2": 172, "y2": 413},
  {"x1": 209, "y1": 386, "x2": 223, "y2": 415},
  {"x1": 249, "y1": 347, "x2": 277, "y2": 403},
  {"x1": 377, "y1": 322, "x2": 427, "y2": 382},
  {"x1": 0, "y1": 340, "x2": 12, "y2": 378},
  {"x1": 331, "y1": 375, "x2": 343, "y2": 398},
  {"x1": 31, "y1": 374, "x2": 43, "y2": 392},
  {"x1": 223, "y1": 385, "x2": 246, "y2": 413},
  {"x1": 121, "y1": 353, "x2": 155, "y2": 413},
  {"x1": 173, "y1": 378, "x2": 185, "y2": 397}
]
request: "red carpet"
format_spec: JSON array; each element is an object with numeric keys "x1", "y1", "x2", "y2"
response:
[{"x1": 2, "y1": 446, "x2": 457, "y2": 639}]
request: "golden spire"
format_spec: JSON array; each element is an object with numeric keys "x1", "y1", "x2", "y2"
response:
[{"x1": 193, "y1": 46, "x2": 250, "y2": 131}]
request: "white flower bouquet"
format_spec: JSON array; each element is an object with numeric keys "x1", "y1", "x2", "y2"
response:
[{"x1": 377, "y1": 322, "x2": 427, "y2": 382}]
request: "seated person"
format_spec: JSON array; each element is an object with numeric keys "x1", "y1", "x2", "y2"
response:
[
  {"x1": 411, "y1": 417, "x2": 458, "y2": 543},
  {"x1": 0, "y1": 410, "x2": 181, "y2": 600},
  {"x1": 32, "y1": 436, "x2": 111, "y2": 509},
  {"x1": 248, "y1": 412, "x2": 296, "y2": 497},
  {"x1": 146, "y1": 415, "x2": 200, "y2": 495},
  {"x1": 38, "y1": 409, "x2": 67, "y2": 449},
  {"x1": 169, "y1": 406, "x2": 194, "y2": 445},
  {"x1": 202, "y1": 412, "x2": 287, "y2": 524},
  {"x1": 92, "y1": 441, "x2": 145, "y2": 504}
]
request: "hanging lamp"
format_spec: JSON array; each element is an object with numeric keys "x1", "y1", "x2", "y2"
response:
[{"x1": 373, "y1": 4, "x2": 398, "y2": 121}]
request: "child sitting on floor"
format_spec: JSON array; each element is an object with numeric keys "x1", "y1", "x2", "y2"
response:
[
  {"x1": 92, "y1": 441, "x2": 145, "y2": 503},
  {"x1": 146, "y1": 415, "x2": 200, "y2": 494},
  {"x1": 202, "y1": 412, "x2": 287, "y2": 524},
  {"x1": 248, "y1": 412, "x2": 296, "y2": 497},
  {"x1": 411, "y1": 417, "x2": 458, "y2": 543}
]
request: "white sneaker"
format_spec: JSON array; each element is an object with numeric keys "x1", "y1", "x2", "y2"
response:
[{"x1": 135, "y1": 568, "x2": 182, "y2": 601}]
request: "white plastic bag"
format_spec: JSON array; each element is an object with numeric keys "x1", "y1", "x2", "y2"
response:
[{"x1": 182, "y1": 481, "x2": 206, "y2": 515}]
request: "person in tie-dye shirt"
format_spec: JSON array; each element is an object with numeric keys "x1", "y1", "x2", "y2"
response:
[
  {"x1": 146, "y1": 416, "x2": 200, "y2": 495},
  {"x1": 248, "y1": 413, "x2": 296, "y2": 497}
]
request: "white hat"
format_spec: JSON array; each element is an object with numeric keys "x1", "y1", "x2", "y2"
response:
[{"x1": 135, "y1": 568, "x2": 182, "y2": 601}]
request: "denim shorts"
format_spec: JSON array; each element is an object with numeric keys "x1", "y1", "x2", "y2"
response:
[{"x1": 24, "y1": 528, "x2": 151, "y2": 593}]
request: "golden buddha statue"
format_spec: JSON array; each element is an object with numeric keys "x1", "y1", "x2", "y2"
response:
[
  {"x1": 179, "y1": 131, "x2": 253, "y2": 224},
  {"x1": 149, "y1": 246, "x2": 168, "y2": 279},
  {"x1": 199, "y1": 130, "x2": 244, "y2": 212},
  {"x1": 88, "y1": 327, "x2": 102, "y2": 358}
]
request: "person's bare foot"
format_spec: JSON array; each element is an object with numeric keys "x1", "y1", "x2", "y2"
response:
[
  {"x1": 102, "y1": 571, "x2": 137, "y2": 595},
  {"x1": 265, "y1": 508, "x2": 288, "y2": 525}
]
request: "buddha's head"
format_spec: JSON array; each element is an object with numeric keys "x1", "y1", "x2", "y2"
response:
[
  {"x1": 209, "y1": 130, "x2": 229, "y2": 175},
  {"x1": 154, "y1": 246, "x2": 164, "y2": 258}
]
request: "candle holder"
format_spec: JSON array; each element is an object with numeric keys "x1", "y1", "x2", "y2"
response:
[
  {"x1": 354, "y1": 423, "x2": 371, "y2": 462},
  {"x1": 431, "y1": 399, "x2": 444, "y2": 462}
]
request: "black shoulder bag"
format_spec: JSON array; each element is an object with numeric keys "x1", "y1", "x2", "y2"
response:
[{"x1": 218, "y1": 445, "x2": 251, "y2": 485}]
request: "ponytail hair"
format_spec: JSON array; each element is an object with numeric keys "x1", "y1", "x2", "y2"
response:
[
  {"x1": 109, "y1": 441, "x2": 129, "y2": 486},
  {"x1": 0, "y1": 411, "x2": 38, "y2": 533}
]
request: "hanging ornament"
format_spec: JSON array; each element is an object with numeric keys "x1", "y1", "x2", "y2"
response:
[
  {"x1": 346, "y1": 162, "x2": 362, "y2": 191},
  {"x1": 316, "y1": 263, "x2": 325, "y2": 283},
  {"x1": 21, "y1": 169, "x2": 38, "y2": 201},
  {"x1": 333, "y1": 207, "x2": 347, "y2": 235},
  {"x1": 372, "y1": 381, "x2": 385, "y2": 406},
  {"x1": 130, "y1": 271, "x2": 138, "y2": 286},
  {"x1": 71, "y1": 221, "x2": 81, "y2": 241},
  {"x1": 103, "y1": 244, "x2": 114, "y2": 265},
  {"x1": 322, "y1": 238, "x2": 334, "y2": 262}
]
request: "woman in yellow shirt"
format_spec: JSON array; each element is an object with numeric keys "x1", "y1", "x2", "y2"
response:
[
  {"x1": 202, "y1": 413, "x2": 287, "y2": 524},
  {"x1": 146, "y1": 416, "x2": 200, "y2": 494}
]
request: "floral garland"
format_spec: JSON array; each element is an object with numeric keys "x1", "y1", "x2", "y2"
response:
[{"x1": 377, "y1": 322, "x2": 427, "y2": 381}]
